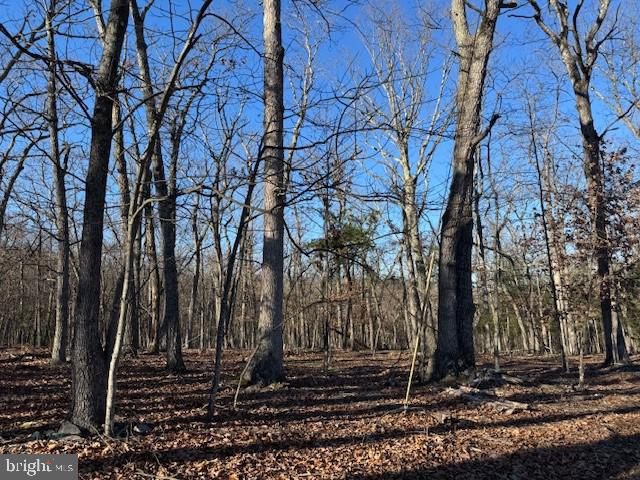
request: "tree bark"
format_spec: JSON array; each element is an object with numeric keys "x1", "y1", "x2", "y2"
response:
[
  {"x1": 186, "y1": 199, "x2": 201, "y2": 349},
  {"x1": 46, "y1": 2, "x2": 70, "y2": 365},
  {"x1": 528, "y1": 0, "x2": 629, "y2": 366},
  {"x1": 70, "y1": 0, "x2": 128, "y2": 431},
  {"x1": 242, "y1": 0, "x2": 285, "y2": 385},
  {"x1": 130, "y1": 0, "x2": 185, "y2": 372},
  {"x1": 435, "y1": 0, "x2": 501, "y2": 379}
]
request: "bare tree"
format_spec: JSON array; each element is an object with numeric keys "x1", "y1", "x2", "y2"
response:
[
  {"x1": 524, "y1": 88, "x2": 572, "y2": 369},
  {"x1": 597, "y1": 9, "x2": 640, "y2": 140},
  {"x1": 243, "y1": 0, "x2": 286, "y2": 385},
  {"x1": 528, "y1": 0, "x2": 629, "y2": 365},
  {"x1": 434, "y1": 0, "x2": 504, "y2": 379},
  {"x1": 186, "y1": 197, "x2": 203, "y2": 349},
  {"x1": 104, "y1": 0, "x2": 215, "y2": 433},
  {"x1": 45, "y1": 0, "x2": 70, "y2": 365},
  {"x1": 359, "y1": 2, "x2": 451, "y2": 379},
  {"x1": 128, "y1": 0, "x2": 213, "y2": 372},
  {"x1": 70, "y1": 0, "x2": 128, "y2": 430}
]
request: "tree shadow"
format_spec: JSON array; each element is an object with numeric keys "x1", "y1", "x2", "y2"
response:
[
  {"x1": 82, "y1": 425, "x2": 420, "y2": 474},
  {"x1": 349, "y1": 433, "x2": 640, "y2": 480}
]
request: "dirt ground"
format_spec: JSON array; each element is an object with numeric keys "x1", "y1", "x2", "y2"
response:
[{"x1": 1, "y1": 349, "x2": 639, "y2": 479}]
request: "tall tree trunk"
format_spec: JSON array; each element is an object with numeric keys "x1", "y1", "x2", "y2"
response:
[
  {"x1": 70, "y1": 0, "x2": 128, "y2": 430},
  {"x1": 401, "y1": 173, "x2": 437, "y2": 370},
  {"x1": 435, "y1": 0, "x2": 501, "y2": 379},
  {"x1": 35, "y1": 236, "x2": 42, "y2": 348},
  {"x1": 104, "y1": 153, "x2": 152, "y2": 434},
  {"x1": 145, "y1": 208, "x2": 161, "y2": 353},
  {"x1": 528, "y1": 0, "x2": 629, "y2": 366},
  {"x1": 475, "y1": 197, "x2": 500, "y2": 370},
  {"x1": 104, "y1": 96, "x2": 130, "y2": 361},
  {"x1": 527, "y1": 101, "x2": 568, "y2": 367},
  {"x1": 243, "y1": 0, "x2": 285, "y2": 385},
  {"x1": 207, "y1": 152, "x2": 261, "y2": 414},
  {"x1": 576, "y1": 94, "x2": 627, "y2": 364},
  {"x1": 130, "y1": 0, "x2": 185, "y2": 371},
  {"x1": 187, "y1": 199, "x2": 201, "y2": 349},
  {"x1": 46, "y1": 2, "x2": 70, "y2": 365},
  {"x1": 129, "y1": 226, "x2": 141, "y2": 354},
  {"x1": 104, "y1": 0, "x2": 210, "y2": 425}
]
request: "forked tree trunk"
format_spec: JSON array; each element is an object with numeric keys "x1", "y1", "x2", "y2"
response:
[
  {"x1": 434, "y1": 0, "x2": 502, "y2": 379},
  {"x1": 528, "y1": 0, "x2": 629, "y2": 366}
]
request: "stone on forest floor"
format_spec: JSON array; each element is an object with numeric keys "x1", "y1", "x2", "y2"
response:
[
  {"x1": 133, "y1": 422, "x2": 153, "y2": 435},
  {"x1": 112, "y1": 420, "x2": 154, "y2": 437},
  {"x1": 58, "y1": 420, "x2": 82, "y2": 435},
  {"x1": 26, "y1": 431, "x2": 42, "y2": 441},
  {"x1": 21, "y1": 423, "x2": 86, "y2": 443},
  {"x1": 47, "y1": 432, "x2": 84, "y2": 442}
]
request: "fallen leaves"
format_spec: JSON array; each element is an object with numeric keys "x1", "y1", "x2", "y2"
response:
[{"x1": 1, "y1": 350, "x2": 639, "y2": 479}]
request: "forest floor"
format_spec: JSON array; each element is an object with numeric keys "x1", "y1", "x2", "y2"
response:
[{"x1": 1, "y1": 349, "x2": 639, "y2": 479}]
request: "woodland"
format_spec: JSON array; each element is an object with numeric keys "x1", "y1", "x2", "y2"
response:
[{"x1": 0, "y1": 0, "x2": 639, "y2": 478}]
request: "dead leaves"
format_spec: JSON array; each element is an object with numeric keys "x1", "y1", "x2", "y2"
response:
[{"x1": 1, "y1": 350, "x2": 640, "y2": 479}]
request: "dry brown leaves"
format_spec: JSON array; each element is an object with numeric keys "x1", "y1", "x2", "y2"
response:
[{"x1": 1, "y1": 349, "x2": 639, "y2": 479}]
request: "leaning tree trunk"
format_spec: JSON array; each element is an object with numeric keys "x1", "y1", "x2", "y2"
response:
[
  {"x1": 400, "y1": 167, "x2": 436, "y2": 374},
  {"x1": 242, "y1": 0, "x2": 285, "y2": 386},
  {"x1": 434, "y1": 0, "x2": 501, "y2": 379},
  {"x1": 104, "y1": 98, "x2": 131, "y2": 361},
  {"x1": 70, "y1": 0, "x2": 129, "y2": 430},
  {"x1": 207, "y1": 148, "x2": 262, "y2": 415}
]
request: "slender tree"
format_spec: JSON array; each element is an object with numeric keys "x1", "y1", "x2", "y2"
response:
[
  {"x1": 528, "y1": 0, "x2": 629, "y2": 365},
  {"x1": 45, "y1": 0, "x2": 70, "y2": 364}
]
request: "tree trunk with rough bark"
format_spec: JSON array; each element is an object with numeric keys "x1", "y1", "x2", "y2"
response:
[
  {"x1": 145, "y1": 207, "x2": 161, "y2": 353},
  {"x1": 434, "y1": 0, "x2": 501, "y2": 379},
  {"x1": 187, "y1": 199, "x2": 201, "y2": 349},
  {"x1": 70, "y1": 0, "x2": 128, "y2": 431},
  {"x1": 528, "y1": 0, "x2": 629, "y2": 366},
  {"x1": 46, "y1": 2, "x2": 70, "y2": 365},
  {"x1": 243, "y1": 0, "x2": 285, "y2": 385},
  {"x1": 130, "y1": 0, "x2": 185, "y2": 372}
]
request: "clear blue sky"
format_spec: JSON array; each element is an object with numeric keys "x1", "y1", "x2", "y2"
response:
[{"x1": 0, "y1": 0, "x2": 636, "y2": 270}]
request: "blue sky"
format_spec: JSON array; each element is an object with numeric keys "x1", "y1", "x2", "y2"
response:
[{"x1": 0, "y1": 0, "x2": 637, "y2": 272}]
